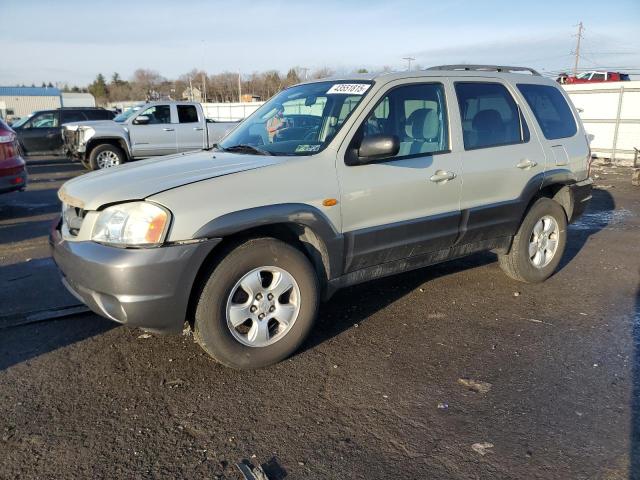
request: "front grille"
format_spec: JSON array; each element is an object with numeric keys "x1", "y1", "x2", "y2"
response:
[
  {"x1": 62, "y1": 128, "x2": 80, "y2": 156},
  {"x1": 62, "y1": 203, "x2": 86, "y2": 236}
]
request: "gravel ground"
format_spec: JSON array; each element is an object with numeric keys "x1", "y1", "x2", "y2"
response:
[{"x1": 0, "y1": 158, "x2": 639, "y2": 479}]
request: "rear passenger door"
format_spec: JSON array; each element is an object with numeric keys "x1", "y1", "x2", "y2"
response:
[
  {"x1": 128, "y1": 104, "x2": 177, "y2": 157},
  {"x1": 174, "y1": 104, "x2": 205, "y2": 152},
  {"x1": 338, "y1": 80, "x2": 462, "y2": 272},
  {"x1": 453, "y1": 79, "x2": 546, "y2": 243}
]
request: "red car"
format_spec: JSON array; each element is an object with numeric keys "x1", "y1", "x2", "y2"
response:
[
  {"x1": 558, "y1": 71, "x2": 630, "y2": 84},
  {"x1": 0, "y1": 118, "x2": 28, "y2": 194}
]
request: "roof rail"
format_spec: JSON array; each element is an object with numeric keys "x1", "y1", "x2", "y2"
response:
[{"x1": 426, "y1": 65, "x2": 541, "y2": 76}]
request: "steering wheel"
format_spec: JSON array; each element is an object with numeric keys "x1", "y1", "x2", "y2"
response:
[{"x1": 303, "y1": 127, "x2": 319, "y2": 141}]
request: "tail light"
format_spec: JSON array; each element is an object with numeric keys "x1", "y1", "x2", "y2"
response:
[
  {"x1": 586, "y1": 134, "x2": 593, "y2": 178},
  {"x1": 0, "y1": 132, "x2": 19, "y2": 162}
]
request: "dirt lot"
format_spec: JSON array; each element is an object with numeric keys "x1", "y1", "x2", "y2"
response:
[{"x1": 0, "y1": 158, "x2": 639, "y2": 479}]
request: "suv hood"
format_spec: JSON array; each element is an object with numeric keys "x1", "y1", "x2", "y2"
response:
[{"x1": 58, "y1": 150, "x2": 284, "y2": 210}]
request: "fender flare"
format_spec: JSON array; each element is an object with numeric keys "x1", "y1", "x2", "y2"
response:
[{"x1": 193, "y1": 203, "x2": 345, "y2": 281}]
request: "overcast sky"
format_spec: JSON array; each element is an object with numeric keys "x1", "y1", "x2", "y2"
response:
[{"x1": 1, "y1": 0, "x2": 639, "y2": 86}]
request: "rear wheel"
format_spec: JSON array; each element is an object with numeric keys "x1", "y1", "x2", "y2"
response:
[
  {"x1": 89, "y1": 144, "x2": 125, "y2": 170},
  {"x1": 194, "y1": 238, "x2": 319, "y2": 369},
  {"x1": 499, "y1": 197, "x2": 567, "y2": 283}
]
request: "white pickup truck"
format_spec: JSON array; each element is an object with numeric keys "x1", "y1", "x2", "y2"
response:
[{"x1": 62, "y1": 101, "x2": 238, "y2": 170}]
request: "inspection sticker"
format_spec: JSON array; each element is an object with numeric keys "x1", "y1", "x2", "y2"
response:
[
  {"x1": 326, "y1": 83, "x2": 371, "y2": 95},
  {"x1": 295, "y1": 144, "x2": 322, "y2": 153}
]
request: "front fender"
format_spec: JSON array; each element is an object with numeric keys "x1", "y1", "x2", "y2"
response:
[{"x1": 193, "y1": 203, "x2": 345, "y2": 280}]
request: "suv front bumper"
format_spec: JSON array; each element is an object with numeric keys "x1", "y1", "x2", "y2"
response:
[{"x1": 50, "y1": 221, "x2": 221, "y2": 333}]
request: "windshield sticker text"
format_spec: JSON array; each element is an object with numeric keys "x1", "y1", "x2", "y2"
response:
[
  {"x1": 327, "y1": 84, "x2": 371, "y2": 95},
  {"x1": 295, "y1": 144, "x2": 322, "y2": 153}
]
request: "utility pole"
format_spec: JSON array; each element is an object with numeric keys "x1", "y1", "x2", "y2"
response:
[
  {"x1": 300, "y1": 67, "x2": 309, "y2": 80},
  {"x1": 201, "y1": 40, "x2": 207, "y2": 103},
  {"x1": 238, "y1": 71, "x2": 242, "y2": 103},
  {"x1": 573, "y1": 21, "x2": 584, "y2": 76},
  {"x1": 402, "y1": 57, "x2": 415, "y2": 71}
]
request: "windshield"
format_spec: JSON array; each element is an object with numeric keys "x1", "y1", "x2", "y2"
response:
[
  {"x1": 219, "y1": 81, "x2": 372, "y2": 155},
  {"x1": 10, "y1": 114, "x2": 33, "y2": 128},
  {"x1": 114, "y1": 105, "x2": 143, "y2": 123}
]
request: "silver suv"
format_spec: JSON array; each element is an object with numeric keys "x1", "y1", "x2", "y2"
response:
[{"x1": 51, "y1": 65, "x2": 592, "y2": 369}]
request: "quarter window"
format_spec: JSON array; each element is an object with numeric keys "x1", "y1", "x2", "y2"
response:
[
  {"x1": 455, "y1": 82, "x2": 529, "y2": 150},
  {"x1": 177, "y1": 105, "x2": 199, "y2": 123},
  {"x1": 359, "y1": 83, "x2": 449, "y2": 158},
  {"x1": 517, "y1": 84, "x2": 577, "y2": 140}
]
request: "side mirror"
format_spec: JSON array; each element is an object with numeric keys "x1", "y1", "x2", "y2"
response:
[
  {"x1": 133, "y1": 115, "x2": 150, "y2": 125},
  {"x1": 348, "y1": 134, "x2": 399, "y2": 165}
]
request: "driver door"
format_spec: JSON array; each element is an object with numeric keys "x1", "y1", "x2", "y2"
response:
[
  {"x1": 128, "y1": 104, "x2": 177, "y2": 157},
  {"x1": 18, "y1": 111, "x2": 61, "y2": 154},
  {"x1": 337, "y1": 80, "x2": 462, "y2": 273}
]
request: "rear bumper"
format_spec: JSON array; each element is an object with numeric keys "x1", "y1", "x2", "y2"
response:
[
  {"x1": 50, "y1": 221, "x2": 221, "y2": 333},
  {"x1": 568, "y1": 177, "x2": 593, "y2": 223}
]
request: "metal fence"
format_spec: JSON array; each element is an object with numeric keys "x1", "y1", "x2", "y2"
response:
[
  {"x1": 564, "y1": 81, "x2": 640, "y2": 164},
  {"x1": 201, "y1": 102, "x2": 264, "y2": 121}
]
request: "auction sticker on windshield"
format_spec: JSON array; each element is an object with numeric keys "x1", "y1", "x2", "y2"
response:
[{"x1": 327, "y1": 84, "x2": 371, "y2": 95}]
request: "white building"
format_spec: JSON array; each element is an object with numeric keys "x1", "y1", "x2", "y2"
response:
[
  {"x1": 0, "y1": 86, "x2": 61, "y2": 119},
  {"x1": 61, "y1": 92, "x2": 96, "y2": 108}
]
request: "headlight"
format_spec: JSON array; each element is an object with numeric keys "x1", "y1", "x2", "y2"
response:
[
  {"x1": 92, "y1": 202, "x2": 170, "y2": 247},
  {"x1": 80, "y1": 127, "x2": 95, "y2": 144}
]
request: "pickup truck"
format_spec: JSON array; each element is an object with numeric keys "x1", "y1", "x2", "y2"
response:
[{"x1": 63, "y1": 101, "x2": 238, "y2": 170}]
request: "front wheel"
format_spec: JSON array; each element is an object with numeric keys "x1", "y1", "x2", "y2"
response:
[
  {"x1": 498, "y1": 197, "x2": 567, "y2": 283},
  {"x1": 194, "y1": 238, "x2": 319, "y2": 369},
  {"x1": 89, "y1": 144, "x2": 125, "y2": 170}
]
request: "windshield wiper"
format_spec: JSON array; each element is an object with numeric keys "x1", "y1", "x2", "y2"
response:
[{"x1": 220, "y1": 144, "x2": 272, "y2": 156}]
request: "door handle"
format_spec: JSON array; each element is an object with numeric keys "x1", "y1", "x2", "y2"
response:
[
  {"x1": 162, "y1": 128, "x2": 175, "y2": 132},
  {"x1": 193, "y1": 127, "x2": 204, "y2": 131},
  {"x1": 516, "y1": 159, "x2": 537, "y2": 169},
  {"x1": 429, "y1": 170, "x2": 457, "y2": 183}
]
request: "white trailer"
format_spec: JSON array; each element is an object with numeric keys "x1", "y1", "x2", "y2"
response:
[{"x1": 563, "y1": 81, "x2": 640, "y2": 165}]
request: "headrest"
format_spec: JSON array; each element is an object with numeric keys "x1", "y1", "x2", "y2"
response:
[
  {"x1": 405, "y1": 108, "x2": 439, "y2": 140},
  {"x1": 472, "y1": 109, "x2": 503, "y2": 131}
]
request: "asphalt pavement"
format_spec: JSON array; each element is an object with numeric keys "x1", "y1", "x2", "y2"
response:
[{"x1": 0, "y1": 157, "x2": 639, "y2": 479}]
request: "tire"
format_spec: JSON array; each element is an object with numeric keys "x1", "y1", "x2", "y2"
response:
[
  {"x1": 88, "y1": 144, "x2": 125, "y2": 170},
  {"x1": 193, "y1": 238, "x2": 319, "y2": 369},
  {"x1": 498, "y1": 197, "x2": 567, "y2": 283}
]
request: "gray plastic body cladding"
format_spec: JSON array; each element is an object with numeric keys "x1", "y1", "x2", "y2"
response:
[
  {"x1": 192, "y1": 203, "x2": 344, "y2": 280},
  {"x1": 50, "y1": 226, "x2": 221, "y2": 333},
  {"x1": 343, "y1": 211, "x2": 460, "y2": 273},
  {"x1": 566, "y1": 178, "x2": 593, "y2": 222}
]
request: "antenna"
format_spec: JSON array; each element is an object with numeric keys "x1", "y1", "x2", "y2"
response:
[{"x1": 572, "y1": 21, "x2": 584, "y2": 76}]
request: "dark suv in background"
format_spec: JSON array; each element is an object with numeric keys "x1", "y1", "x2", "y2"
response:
[{"x1": 11, "y1": 108, "x2": 115, "y2": 156}]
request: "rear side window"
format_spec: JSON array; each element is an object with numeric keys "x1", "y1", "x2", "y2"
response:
[
  {"x1": 61, "y1": 111, "x2": 88, "y2": 123},
  {"x1": 177, "y1": 105, "x2": 199, "y2": 123},
  {"x1": 85, "y1": 110, "x2": 114, "y2": 120},
  {"x1": 517, "y1": 84, "x2": 577, "y2": 140},
  {"x1": 455, "y1": 82, "x2": 529, "y2": 150}
]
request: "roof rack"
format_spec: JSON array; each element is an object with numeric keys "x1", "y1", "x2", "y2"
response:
[{"x1": 426, "y1": 65, "x2": 541, "y2": 76}]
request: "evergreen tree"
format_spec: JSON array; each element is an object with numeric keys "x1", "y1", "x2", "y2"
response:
[{"x1": 88, "y1": 73, "x2": 108, "y2": 99}]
